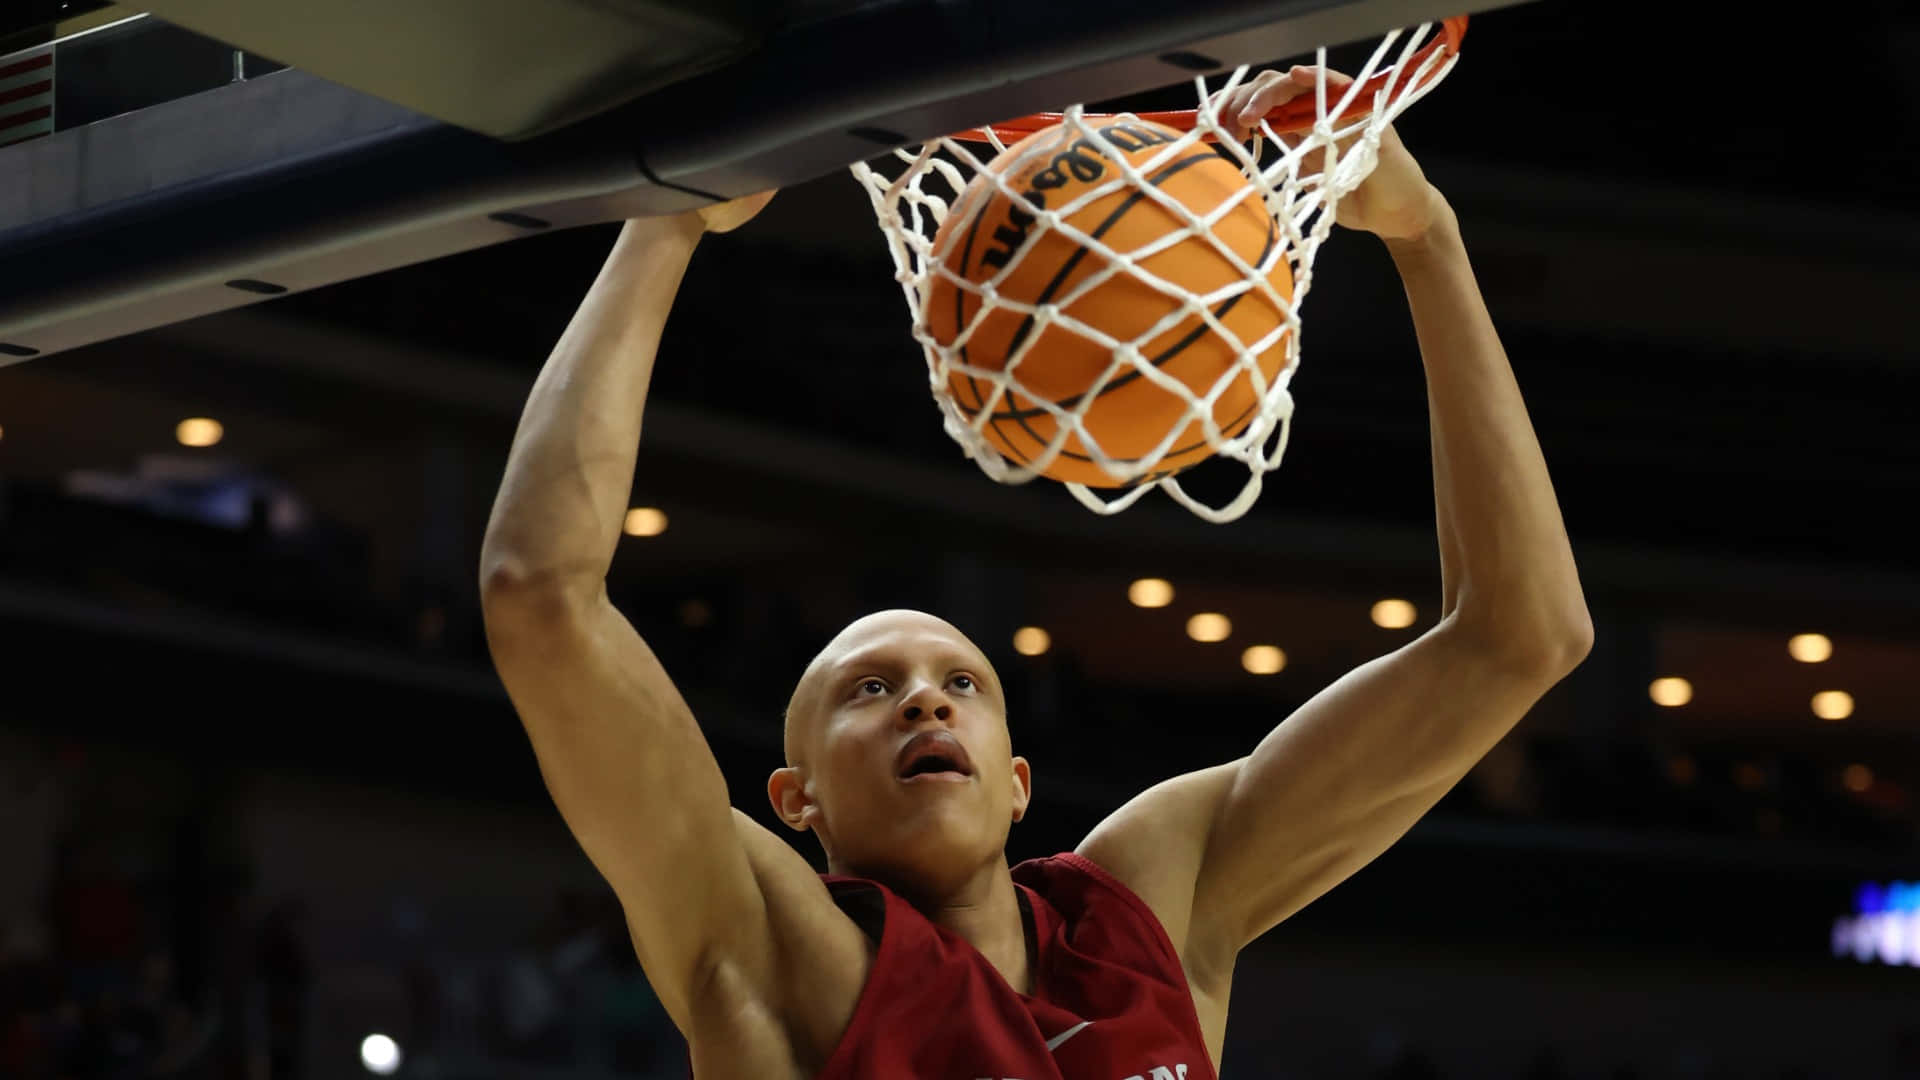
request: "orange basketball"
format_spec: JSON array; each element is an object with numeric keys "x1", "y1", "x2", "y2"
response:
[{"x1": 925, "y1": 117, "x2": 1294, "y2": 488}]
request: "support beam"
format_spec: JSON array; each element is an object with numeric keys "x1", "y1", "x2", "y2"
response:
[{"x1": 0, "y1": 68, "x2": 699, "y2": 363}]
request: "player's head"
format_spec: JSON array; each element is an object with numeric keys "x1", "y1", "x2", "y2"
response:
[{"x1": 769, "y1": 609, "x2": 1030, "y2": 899}]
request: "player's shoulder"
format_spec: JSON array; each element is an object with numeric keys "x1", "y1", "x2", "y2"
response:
[{"x1": 730, "y1": 809, "x2": 868, "y2": 948}]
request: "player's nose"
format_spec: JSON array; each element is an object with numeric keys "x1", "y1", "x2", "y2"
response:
[{"x1": 896, "y1": 681, "x2": 954, "y2": 726}]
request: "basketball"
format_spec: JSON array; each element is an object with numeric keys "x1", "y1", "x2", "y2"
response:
[{"x1": 924, "y1": 117, "x2": 1295, "y2": 488}]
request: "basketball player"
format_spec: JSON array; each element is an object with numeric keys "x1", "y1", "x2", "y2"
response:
[{"x1": 479, "y1": 66, "x2": 1591, "y2": 1078}]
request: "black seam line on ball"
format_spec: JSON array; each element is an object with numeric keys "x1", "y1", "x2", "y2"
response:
[
  {"x1": 997, "y1": 198, "x2": 1279, "y2": 468},
  {"x1": 951, "y1": 148, "x2": 1227, "y2": 465}
]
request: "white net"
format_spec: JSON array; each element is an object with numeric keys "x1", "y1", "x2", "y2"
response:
[{"x1": 850, "y1": 23, "x2": 1461, "y2": 522}]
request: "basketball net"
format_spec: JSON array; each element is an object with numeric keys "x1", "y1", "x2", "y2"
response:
[{"x1": 850, "y1": 22, "x2": 1462, "y2": 523}]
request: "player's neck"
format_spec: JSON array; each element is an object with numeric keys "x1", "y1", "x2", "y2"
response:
[{"x1": 915, "y1": 860, "x2": 1031, "y2": 995}]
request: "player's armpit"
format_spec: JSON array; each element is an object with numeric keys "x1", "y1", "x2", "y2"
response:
[{"x1": 728, "y1": 810, "x2": 875, "y2": 1068}]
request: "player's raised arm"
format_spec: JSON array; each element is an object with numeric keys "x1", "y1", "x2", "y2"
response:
[
  {"x1": 1080, "y1": 68, "x2": 1592, "y2": 1000},
  {"x1": 476, "y1": 195, "x2": 832, "y2": 1039}
]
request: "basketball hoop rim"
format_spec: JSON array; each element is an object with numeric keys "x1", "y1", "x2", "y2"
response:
[{"x1": 948, "y1": 14, "x2": 1468, "y2": 143}]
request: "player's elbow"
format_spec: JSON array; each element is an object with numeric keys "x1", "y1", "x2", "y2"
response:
[
  {"x1": 480, "y1": 551, "x2": 596, "y2": 617},
  {"x1": 1528, "y1": 595, "x2": 1595, "y2": 676},
  {"x1": 1447, "y1": 601, "x2": 1593, "y2": 683},
  {"x1": 479, "y1": 560, "x2": 604, "y2": 667},
  {"x1": 479, "y1": 549, "x2": 542, "y2": 607},
  {"x1": 1556, "y1": 611, "x2": 1596, "y2": 668},
  {"x1": 1517, "y1": 614, "x2": 1593, "y2": 682}
]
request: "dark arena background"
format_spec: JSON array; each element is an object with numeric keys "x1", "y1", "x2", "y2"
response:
[{"x1": 3, "y1": 1, "x2": 1919, "y2": 1077}]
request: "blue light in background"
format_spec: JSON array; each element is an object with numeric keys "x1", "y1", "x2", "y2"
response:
[{"x1": 1835, "y1": 880, "x2": 1920, "y2": 968}]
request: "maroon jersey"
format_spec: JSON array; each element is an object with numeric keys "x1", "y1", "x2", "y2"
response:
[{"x1": 813, "y1": 852, "x2": 1217, "y2": 1080}]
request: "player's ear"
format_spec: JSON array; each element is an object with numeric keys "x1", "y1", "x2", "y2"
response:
[
  {"x1": 1009, "y1": 756, "x2": 1032, "y2": 823},
  {"x1": 768, "y1": 766, "x2": 814, "y2": 831}
]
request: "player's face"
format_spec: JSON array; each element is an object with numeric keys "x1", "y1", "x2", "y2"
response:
[{"x1": 785, "y1": 611, "x2": 1029, "y2": 897}]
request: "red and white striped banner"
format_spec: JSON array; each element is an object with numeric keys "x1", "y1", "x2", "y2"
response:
[{"x1": 0, "y1": 45, "x2": 54, "y2": 149}]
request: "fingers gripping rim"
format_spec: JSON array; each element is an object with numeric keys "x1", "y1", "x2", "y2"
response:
[{"x1": 952, "y1": 15, "x2": 1468, "y2": 144}]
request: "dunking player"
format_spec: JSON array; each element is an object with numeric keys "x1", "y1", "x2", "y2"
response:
[{"x1": 479, "y1": 67, "x2": 1590, "y2": 1078}]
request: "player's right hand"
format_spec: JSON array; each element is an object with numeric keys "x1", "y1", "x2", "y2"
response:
[{"x1": 696, "y1": 189, "x2": 777, "y2": 233}]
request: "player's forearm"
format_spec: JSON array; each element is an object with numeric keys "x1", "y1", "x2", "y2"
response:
[
  {"x1": 481, "y1": 215, "x2": 703, "y2": 599},
  {"x1": 1386, "y1": 198, "x2": 1590, "y2": 659}
]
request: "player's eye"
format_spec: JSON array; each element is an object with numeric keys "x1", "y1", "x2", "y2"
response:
[
  {"x1": 950, "y1": 674, "x2": 975, "y2": 692},
  {"x1": 857, "y1": 678, "x2": 887, "y2": 696}
]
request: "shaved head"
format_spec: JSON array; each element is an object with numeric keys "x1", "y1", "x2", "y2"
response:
[
  {"x1": 768, "y1": 607, "x2": 1029, "y2": 895},
  {"x1": 785, "y1": 609, "x2": 998, "y2": 765}
]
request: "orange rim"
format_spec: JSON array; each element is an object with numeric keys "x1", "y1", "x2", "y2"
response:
[{"x1": 951, "y1": 15, "x2": 1467, "y2": 143}]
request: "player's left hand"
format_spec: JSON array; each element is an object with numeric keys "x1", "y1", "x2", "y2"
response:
[{"x1": 1213, "y1": 66, "x2": 1443, "y2": 243}]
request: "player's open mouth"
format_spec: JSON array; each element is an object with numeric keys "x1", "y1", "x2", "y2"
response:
[{"x1": 895, "y1": 730, "x2": 975, "y2": 783}]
